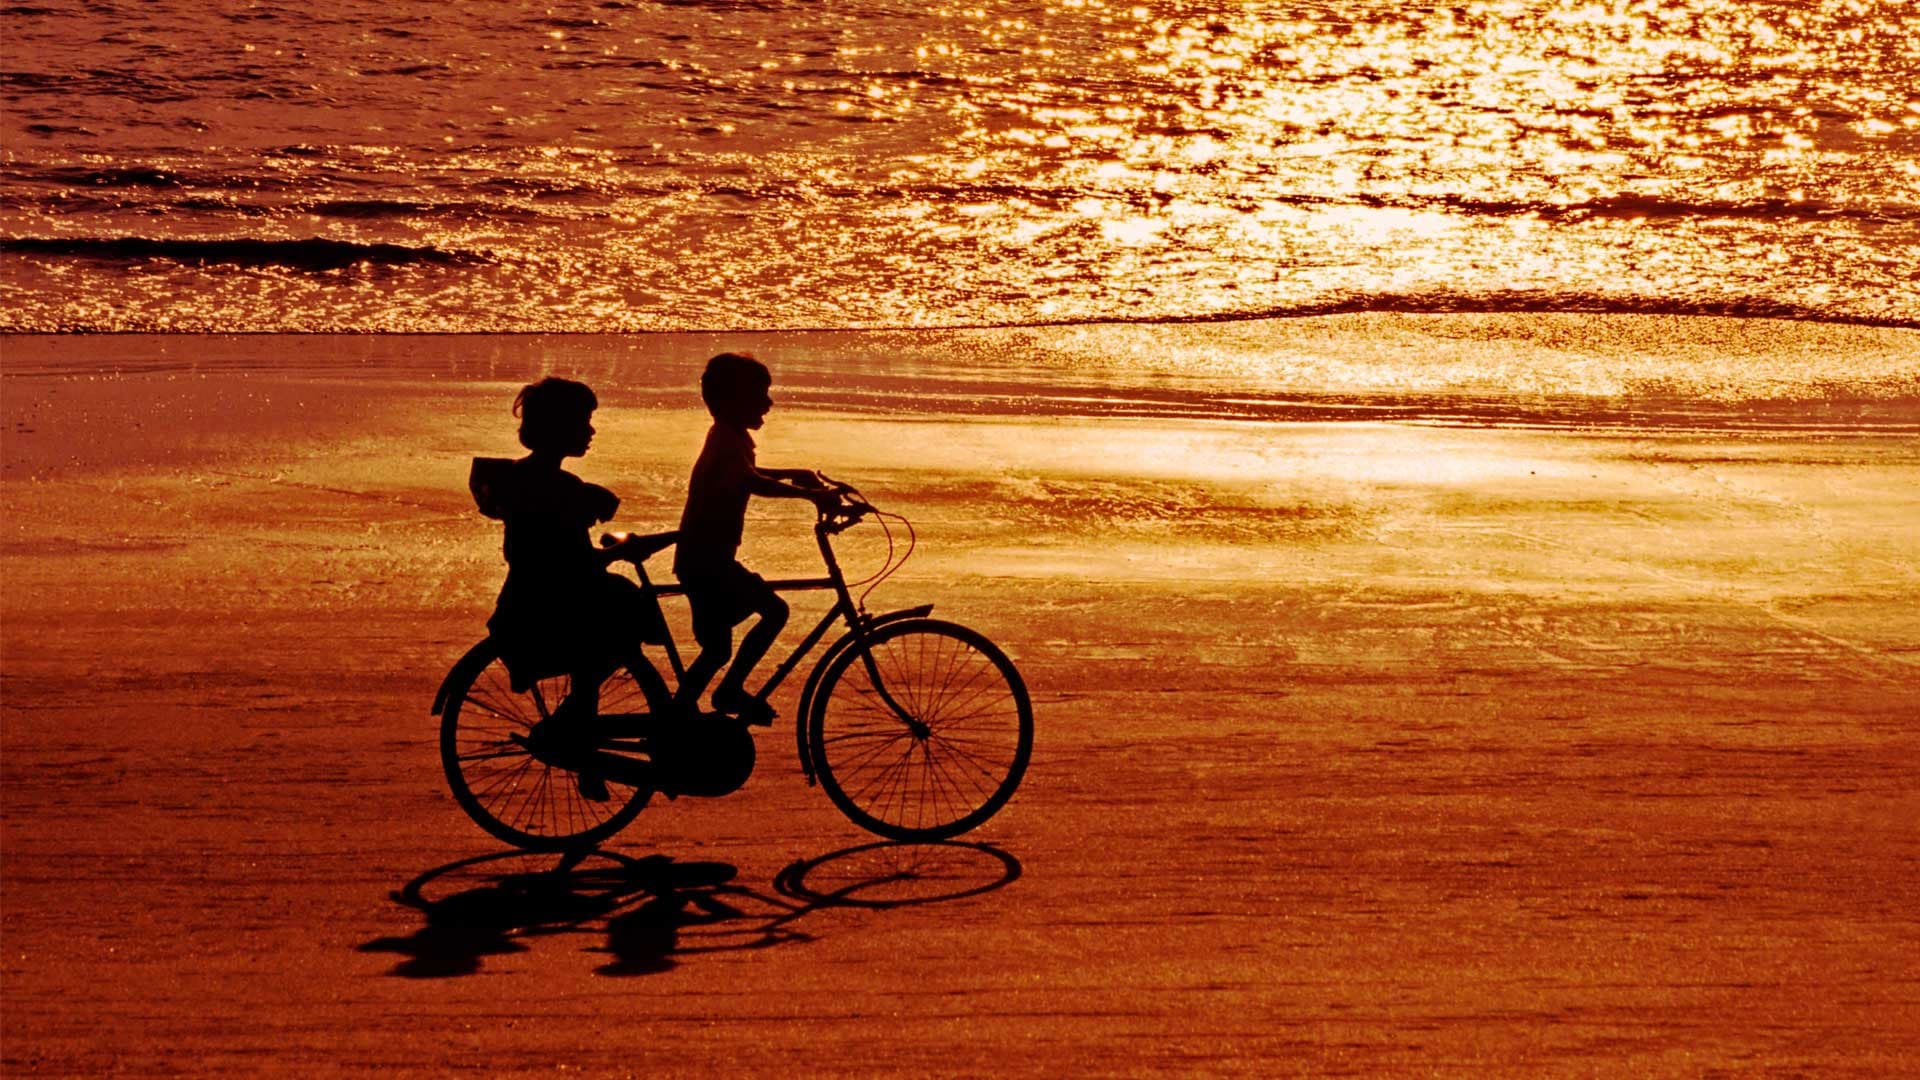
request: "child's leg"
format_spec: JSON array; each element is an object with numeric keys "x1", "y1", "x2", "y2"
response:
[
  {"x1": 676, "y1": 639, "x2": 729, "y2": 710},
  {"x1": 714, "y1": 572, "x2": 787, "y2": 714},
  {"x1": 551, "y1": 574, "x2": 647, "y2": 730},
  {"x1": 676, "y1": 564, "x2": 785, "y2": 718},
  {"x1": 713, "y1": 581, "x2": 787, "y2": 713},
  {"x1": 674, "y1": 588, "x2": 736, "y2": 710},
  {"x1": 553, "y1": 656, "x2": 618, "y2": 802},
  {"x1": 551, "y1": 653, "x2": 617, "y2": 732}
]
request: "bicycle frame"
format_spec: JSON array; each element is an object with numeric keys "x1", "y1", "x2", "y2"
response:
[{"x1": 627, "y1": 517, "x2": 933, "y2": 785}]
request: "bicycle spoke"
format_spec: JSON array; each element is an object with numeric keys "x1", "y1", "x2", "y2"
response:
[
  {"x1": 925, "y1": 736, "x2": 1004, "y2": 795},
  {"x1": 846, "y1": 739, "x2": 916, "y2": 807},
  {"x1": 469, "y1": 749, "x2": 537, "y2": 806},
  {"x1": 817, "y1": 728, "x2": 914, "y2": 747},
  {"x1": 480, "y1": 761, "x2": 539, "y2": 826},
  {"x1": 927, "y1": 634, "x2": 977, "y2": 722},
  {"x1": 841, "y1": 679, "x2": 934, "y2": 733},
  {"x1": 927, "y1": 745, "x2": 976, "y2": 825},
  {"x1": 916, "y1": 741, "x2": 973, "y2": 816},
  {"x1": 928, "y1": 635, "x2": 966, "y2": 719},
  {"x1": 934, "y1": 718, "x2": 1014, "y2": 766},
  {"x1": 927, "y1": 698, "x2": 1018, "y2": 731},
  {"x1": 461, "y1": 693, "x2": 532, "y2": 729},
  {"x1": 504, "y1": 760, "x2": 551, "y2": 833},
  {"x1": 918, "y1": 724, "x2": 1015, "y2": 751},
  {"x1": 458, "y1": 745, "x2": 533, "y2": 764},
  {"x1": 831, "y1": 728, "x2": 917, "y2": 774},
  {"x1": 923, "y1": 658, "x2": 996, "y2": 727}
]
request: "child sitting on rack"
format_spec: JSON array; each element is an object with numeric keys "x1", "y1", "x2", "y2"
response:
[{"x1": 471, "y1": 377, "x2": 669, "y2": 794}]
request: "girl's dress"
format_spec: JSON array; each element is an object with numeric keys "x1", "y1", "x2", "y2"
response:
[{"x1": 470, "y1": 457, "x2": 664, "y2": 687}]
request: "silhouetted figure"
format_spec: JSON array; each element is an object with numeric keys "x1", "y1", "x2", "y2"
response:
[
  {"x1": 471, "y1": 377, "x2": 658, "y2": 799},
  {"x1": 673, "y1": 353, "x2": 839, "y2": 723}
]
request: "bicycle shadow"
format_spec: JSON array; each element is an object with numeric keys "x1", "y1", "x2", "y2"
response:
[{"x1": 359, "y1": 840, "x2": 1022, "y2": 978}]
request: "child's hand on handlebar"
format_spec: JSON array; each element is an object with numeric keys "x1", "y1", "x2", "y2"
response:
[
  {"x1": 804, "y1": 472, "x2": 859, "y2": 498},
  {"x1": 797, "y1": 472, "x2": 872, "y2": 529}
]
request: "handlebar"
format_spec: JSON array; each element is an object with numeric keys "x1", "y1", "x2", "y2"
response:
[
  {"x1": 817, "y1": 502, "x2": 871, "y2": 535},
  {"x1": 600, "y1": 475, "x2": 908, "y2": 599},
  {"x1": 812, "y1": 474, "x2": 875, "y2": 535},
  {"x1": 597, "y1": 477, "x2": 878, "y2": 558}
]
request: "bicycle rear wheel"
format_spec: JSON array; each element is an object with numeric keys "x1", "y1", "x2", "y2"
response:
[
  {"x1": 438, "y1": 641, "x2": 658, "y2": 851},
  {"x1": 808, "y1": 619, "x2": 1032, "y2": 841}
]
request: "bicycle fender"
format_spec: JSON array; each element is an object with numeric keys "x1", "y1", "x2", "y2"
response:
[
  {"x1": 794, "y1": 605, "x2": 934, "y2": 780},
  {"x1": 432, "y1": 640, "x2": 499, "y2": 716}
]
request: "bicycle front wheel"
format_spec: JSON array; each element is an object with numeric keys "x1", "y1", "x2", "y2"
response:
[
  {"x1": 808, "y1": 619, "x2": 1033, "y2": 841},
  {"x1": 439, "y1": 641, "x2": 656, "y2": 851}
]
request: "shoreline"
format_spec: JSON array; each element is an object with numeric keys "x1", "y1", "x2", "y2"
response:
[
  {"x1": 4, "y1": 315, "x2": 1917, "y2": 440},
  {"x1": 7, "y1": 301, "x2": 1918, "y2": 335}
]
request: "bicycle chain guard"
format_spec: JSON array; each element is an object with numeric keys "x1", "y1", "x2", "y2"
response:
[{"x1": 650, "y1": 716, "x2": 757, "y2": 799}]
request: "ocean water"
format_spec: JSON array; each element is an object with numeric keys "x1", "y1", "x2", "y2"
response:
[{"x1": 3, "y1": 0, "x2": 1919, "y2": 333}]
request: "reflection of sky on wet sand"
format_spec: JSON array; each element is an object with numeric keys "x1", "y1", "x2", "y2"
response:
[{"x1": 3, "y1": 0, "x2": 1916, "y2": 329}]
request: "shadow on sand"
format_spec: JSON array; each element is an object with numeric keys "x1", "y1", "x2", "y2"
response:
[{"x1": 360, "y1": 840, "x2": 1022, "y2": 978}]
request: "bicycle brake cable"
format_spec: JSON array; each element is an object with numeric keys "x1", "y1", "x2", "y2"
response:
[
  {"x1": 829, "y1": 481, "x2": 911, "y2": 607},
  {"x1": 857, "y1": 509, "x2": 915, "y2": 612},
  {"x1": 833, "y1": 482, "x2": 892, "y2": 595}
]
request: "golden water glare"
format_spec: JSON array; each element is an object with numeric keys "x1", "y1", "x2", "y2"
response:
[{"x1": 1, "y1": 0, "x2": 1914, "y2": 328}]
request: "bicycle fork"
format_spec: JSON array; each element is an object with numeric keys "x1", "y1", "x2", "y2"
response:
[
  {"x1": 812, "y1": 525, "x2": 926, "y2": 737},
  {"x1": 855, "y1": 643, "x2": 928, "y2": 739}
]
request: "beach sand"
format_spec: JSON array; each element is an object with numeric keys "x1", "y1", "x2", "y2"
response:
[{"x1": 3, "y1": 320, "x2": 1918, "y2": 1075}]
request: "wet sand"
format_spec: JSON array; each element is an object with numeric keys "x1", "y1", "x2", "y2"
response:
[{"x1": 3, "y1": 324, "x2": 1918, "y2": 1075}]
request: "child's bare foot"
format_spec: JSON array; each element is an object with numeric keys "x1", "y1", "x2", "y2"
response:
[
  {"x1": 576, "y1": 769, "x2": 610, "y2": 802},
  {"x1": 712, "y1": 690, "x2": 776, "y2": 727}
]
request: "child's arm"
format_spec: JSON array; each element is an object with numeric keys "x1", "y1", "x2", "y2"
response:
[
  {"x1": 757, "y1": 466, "x2": 827, "y2": 488},
  {"x1": 745, "y1": 465, "x2": 838, "y2": 508},
  {"x1": 599, "y1": 529, "x2": 679, "y2": 566}
]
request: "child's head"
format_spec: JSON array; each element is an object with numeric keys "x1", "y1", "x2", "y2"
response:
[
  {"x1": 513, "y1": 376, "x2": 597, "y2": 457},
  {"x1": 700, "y1": 352, "x2": 773, "y2": 429}
]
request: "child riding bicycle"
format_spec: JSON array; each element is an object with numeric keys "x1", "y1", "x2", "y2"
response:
[
  {"x1": 438, "y1": 366, "x2": 1033, "y2": 848},
  {"x1": 674, "y1": 352, "x2": 843, "y2": 724}
]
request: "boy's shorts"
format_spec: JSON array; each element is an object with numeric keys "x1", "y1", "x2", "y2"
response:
[{"x1": 679, "y1": 561, "x2": 777, "y2": 649}]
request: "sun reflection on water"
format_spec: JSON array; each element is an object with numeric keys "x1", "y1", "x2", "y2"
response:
[{"x1": 0, "y1": 0, "x2": 1915, "y2": 329}]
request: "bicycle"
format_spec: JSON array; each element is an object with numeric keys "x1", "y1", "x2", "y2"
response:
[{"x1": 431, "y1": 481, "x2": 1034, "y2": 852}]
